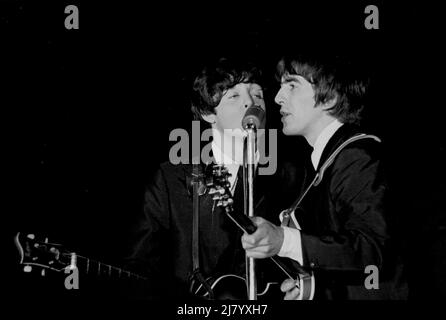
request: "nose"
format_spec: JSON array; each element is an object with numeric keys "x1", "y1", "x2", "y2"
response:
[
  {"x1": 274, "y1": 88, "x2": 284, "y2": 106},
  {"x1": 243, "y1": 92, "x2": 255, "y2": 109}
]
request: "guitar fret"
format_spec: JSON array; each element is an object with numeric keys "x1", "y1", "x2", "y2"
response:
[{"x1": 89, "y1": 260, "x2": 99, "y2": 276}]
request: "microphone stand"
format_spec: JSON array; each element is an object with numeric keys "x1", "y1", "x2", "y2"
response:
[{"x1": 244, "y1": 121, "x2": 257, "y2": 300}]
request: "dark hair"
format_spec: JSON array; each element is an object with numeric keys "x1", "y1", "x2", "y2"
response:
[
  {"x1": 276, "y1": 52, "x2": 369, "y2": 125},
  {"x1": 191, "y1": 57, "x2": 264, "y2": 120}
]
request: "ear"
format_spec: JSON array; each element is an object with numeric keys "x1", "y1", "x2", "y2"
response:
[
  {"x1": 320, "y1": 96, "x2": 337, "y2": 111},
  {"x1": 202, "y1": 113, "x2": 216, "y2": 124}
]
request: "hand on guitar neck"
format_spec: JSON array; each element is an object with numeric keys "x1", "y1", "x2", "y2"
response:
[
  {"x1": 208, "y1": 164, "x2": 315, "y2": 300},
  {"x1": 241, "y1": 216, "x2": 284, "y2": 259},
  {"x1": 239, "y1": 216, "x2": 307, "y2": 300}
]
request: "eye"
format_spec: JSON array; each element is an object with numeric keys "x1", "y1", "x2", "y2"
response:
[
  {"x1": 252, "y1": 92, "x2": 263, "y2": 99},
  {"x1": 250, "y1": 89, "x2": 264, "y2": 99},
  {"x1": 228, "y1": 93, "x2": 239, "y2": 99}
]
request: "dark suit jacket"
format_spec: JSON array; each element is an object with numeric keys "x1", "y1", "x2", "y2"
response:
[
  {"x1": 123, "y1": 161, "x2": 280, "y2": 299},
  {"x1": 296, "y1": 124, "x2": 408, "y2": 299}
]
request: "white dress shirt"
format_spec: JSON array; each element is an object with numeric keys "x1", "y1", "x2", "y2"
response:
[
  {"x1": 211, "y1": 129, "x2": 260, "y2": 194},
  {"x1": 311, "y1": 119, "x2": 344, "y2": 170},
  {"x1": 211, "y1": 139, "x2": 240, "y2": 193},
  {"x1": 278, "y1": 120, "x2": 344, "y2": 264}
]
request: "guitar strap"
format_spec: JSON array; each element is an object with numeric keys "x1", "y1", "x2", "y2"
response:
[
  {"x1": 192, "y1": 164, "x2": 201, "y2": 272},
  {"x1": 282, "y1": 133, "x2": 381, "y2": 228},
  {"x1": 189, "y1": 163, "x2": 214, "y2": 299}
]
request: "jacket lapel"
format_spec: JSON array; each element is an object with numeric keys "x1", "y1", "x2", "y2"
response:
[{"x1": 316, "y1": 124, "x2": 360, "y2": 172}]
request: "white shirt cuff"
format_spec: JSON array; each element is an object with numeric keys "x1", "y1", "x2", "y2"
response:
[{"x1": 278, "y1": 226, "x2": 303, "y2": 265}]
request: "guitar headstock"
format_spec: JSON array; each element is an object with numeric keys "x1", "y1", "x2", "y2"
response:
[
  {"x1": 206, "y1": 164, "x2": 234, "y2": 210},
  {"x1": 14, "y1": 232, "x2": 72, "y2": 274}
]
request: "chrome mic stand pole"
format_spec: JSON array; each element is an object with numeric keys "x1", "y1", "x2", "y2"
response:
[{"x1": 244, "y1": 122, "x2": 257, "y2": 300}]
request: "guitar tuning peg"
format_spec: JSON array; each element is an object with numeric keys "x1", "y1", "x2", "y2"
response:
[
  {"x1": 27, "y1": 234, "x2": 35, "y2": 240},
  {"x1": 210, "y1": 188, "x2": 222, "y2": 195},
  {"x1": 23, "y1": 265, "x2": 32, "y2": 273},
  {"x1": 41, "y1": 269, "x2": 46, "y2": 277}
]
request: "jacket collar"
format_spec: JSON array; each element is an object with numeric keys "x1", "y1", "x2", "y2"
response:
[{"x1": 316, "y1": 124, "x2": 361, "y2": 171}]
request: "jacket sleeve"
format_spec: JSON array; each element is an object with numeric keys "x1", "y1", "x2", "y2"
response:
[
  {"x1": 121, "y1": 166, "x2": 171, "y2": 298},
  {"x1": 301, "y1": 142, "x2": 389, "y2": 274}
]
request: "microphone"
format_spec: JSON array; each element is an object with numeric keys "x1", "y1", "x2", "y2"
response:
[{"x1": 242, "y1": 105, "x2": 265, "y2": 129}]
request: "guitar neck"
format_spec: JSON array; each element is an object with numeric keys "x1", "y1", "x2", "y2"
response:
[
  {"x1": 224, "y1": 205, "x2": 257, "y2": 234},
  {"x1": 71, "y1": 254, "x2": 147, "y2": 281},
  {"x1": 224, "y1": 204, "x2": 309, "y2": 280}
]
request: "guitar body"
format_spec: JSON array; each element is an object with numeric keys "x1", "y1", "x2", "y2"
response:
[
  {"x1": 207, "y1": 164, "x2": 316, "y2": 301},
  {"x1": 191, "y1": 272, "x2": 314, "y2": 300},
  {"x1": 191, "y1": 274, "x2": 280, "y2": 300}
]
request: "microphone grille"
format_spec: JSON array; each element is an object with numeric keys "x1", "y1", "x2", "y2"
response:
[{"x1": 242, "y1": 105, "x2": 265, "y2": 129}]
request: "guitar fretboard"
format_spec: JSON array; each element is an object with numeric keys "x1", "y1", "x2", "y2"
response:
[{"x1": 64, "y1": 253, "x2": 148, "y2": 281}]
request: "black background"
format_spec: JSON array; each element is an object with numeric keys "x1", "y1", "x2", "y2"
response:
[{"x1": 2, "y1": 0, "x2": 445, "y2": 310}]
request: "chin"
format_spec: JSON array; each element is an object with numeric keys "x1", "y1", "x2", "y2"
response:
[
  {"x1": 282, "y1": 125, "x2": 299, "y2": 136},
  {"x1": 282, "y1": 126, "x2": 292, "y2": 136}
]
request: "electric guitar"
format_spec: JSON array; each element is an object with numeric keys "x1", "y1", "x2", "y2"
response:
[{"x1": 201, "y1": 164, "x2": 315, "y2": 300}]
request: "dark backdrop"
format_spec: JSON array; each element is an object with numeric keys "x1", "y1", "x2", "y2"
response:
[{"x1": 2, "y1": 0, "x2": 445, "y2": 303}]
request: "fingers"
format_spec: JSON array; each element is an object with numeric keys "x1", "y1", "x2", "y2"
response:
[
  {"x1": 241, "y1": 217, "x2": 273, "y2": 246},
  {"x1": 241, "y1": 218, "x2": 283, "y2": 258},
  {"x1": 280, "y1": 279, "x2": 297, "y2": 292},
  {"x1": 284, "y1": 289, "x2": 301, "y2": 300},
  {"x1": 244, "y1": 247, "x2": 273, "y2": 258},
  {"x1": 241, "y1": 234, "x2": 275, "y2": 257},
  {"x1": 281, "y1": 279, "x2": 301, "y2": 300},
  {"x1": 250, "y1": 216, "x2": 266, "y2": 226},
  {"x1": 241, "y1": 230, "x2": 268, "y2": 248}
]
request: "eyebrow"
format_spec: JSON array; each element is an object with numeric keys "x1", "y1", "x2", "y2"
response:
[{"x1": 281, "y1": 75, "x2": 302, "y2": 85}]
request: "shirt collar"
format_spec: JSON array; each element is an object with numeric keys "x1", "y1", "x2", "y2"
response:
[
  {"x1": 212, "y1": 139, "x2": 237, "y2": 165},
  {"x1": 311, "y1": 119, "x2": 344, "y2": 170},
  {"x1": 211, "y1": 128, "x2": 259, "y2": 166}
]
